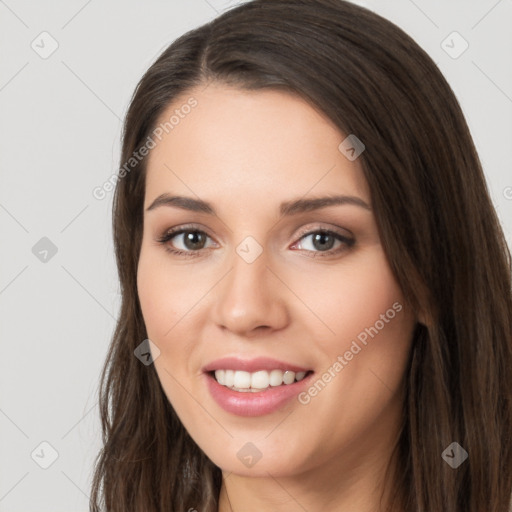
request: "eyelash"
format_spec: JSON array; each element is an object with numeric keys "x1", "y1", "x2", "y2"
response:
[{"x1": 156, "y1": 224, "x2": 355, "y2": 259}]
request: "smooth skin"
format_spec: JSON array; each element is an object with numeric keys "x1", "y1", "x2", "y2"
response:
[{"x1": 137, "y1": 82, "x2": 418, "y2": 511}]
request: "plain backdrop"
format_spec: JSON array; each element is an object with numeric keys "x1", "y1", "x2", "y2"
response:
[{"x1": 0, "y1": 0, "x2": 511, "y2": 510}]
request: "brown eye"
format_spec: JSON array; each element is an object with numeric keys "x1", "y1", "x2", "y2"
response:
[
  {"x1": 292, "y1": 229, "x2": 355, "y2": 257},
  {"x1": 177, "y1": 231, "x2": 208, "y2": 251},
  {"x1": 157, "y1": 227, "x2": 215, "y2": 257}
]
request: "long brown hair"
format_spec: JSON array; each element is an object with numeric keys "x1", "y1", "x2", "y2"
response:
[{"x1": 90, "y1": 1, "x2": 512, "y2": 510}]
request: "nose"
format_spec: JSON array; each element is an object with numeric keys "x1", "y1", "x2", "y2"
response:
[{"x1": 211, "y1": 246, "x2": 290, "y2": 337}]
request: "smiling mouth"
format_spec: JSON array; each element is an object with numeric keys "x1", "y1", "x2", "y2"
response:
[{"x1": 210, "y1": 369, "x2": 313, "y2": 392}]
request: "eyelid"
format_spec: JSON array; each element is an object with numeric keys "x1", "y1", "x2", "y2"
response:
[
  {"x1": 292, "y1": 223, "x2": 354, "y2": 241},
  {"x1": 158, "y1": 223, "x2": 216, "y2": 239}
]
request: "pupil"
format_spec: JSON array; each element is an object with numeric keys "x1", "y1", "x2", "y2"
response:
[
  {"x1": 185, "y1": 231, "x2": 205, "y2": 250},
  {"x1": 313, "y1": 233, "x2": 334, "y2": 251}
]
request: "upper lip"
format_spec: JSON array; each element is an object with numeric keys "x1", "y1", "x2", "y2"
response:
[{"x1": 202, "y1": 357, "x2": 311, "y2": 374}]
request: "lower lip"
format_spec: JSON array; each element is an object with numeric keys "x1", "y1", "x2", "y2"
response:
[{"x1": 205, "y1": 372, "x2": 313, "y2": 417}]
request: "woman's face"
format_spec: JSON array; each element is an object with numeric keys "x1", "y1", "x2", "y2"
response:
[{"x1": 137, "y1": 82, "x2": 417, "y2": 479}]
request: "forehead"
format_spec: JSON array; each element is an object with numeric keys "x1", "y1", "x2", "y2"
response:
[{"x1": 144, "y1": 83, "x2": 369, "y2": 209}]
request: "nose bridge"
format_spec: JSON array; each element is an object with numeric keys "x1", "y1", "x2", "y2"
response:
[{"x1": 212, "y1": 238, "x2": 289, "y2": 335}]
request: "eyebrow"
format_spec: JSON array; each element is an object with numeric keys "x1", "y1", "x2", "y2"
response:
[{"x1": 145, "y1": 193, "x2": 371, "y2": 216}]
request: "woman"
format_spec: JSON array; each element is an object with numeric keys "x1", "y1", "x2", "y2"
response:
[{"x1": 90, "y1": 1, "x2": 512, "y2": 510}]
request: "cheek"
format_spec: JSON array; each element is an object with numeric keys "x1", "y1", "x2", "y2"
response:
[
  {"x1": 311, "y1": 255, "x2": 413, "y2": 402},
  {"x1": 296, "y1": 249, "x2": 407, "y2": 347},
  {"x1": 137, "y1": 258, "x2": 168, "y2": 338},
  {"x1": 137, "y1": 252, "x2": 198, "y2": 406},
  {"x1": 294, "y1": 249, "x2": 415, "y2": 411},
  {"x1": 136, "y1": 247, "x2": 212, "y2": 384},
  {"x1": 136, "y1": 247, "x2": 198, "y2": 339}
]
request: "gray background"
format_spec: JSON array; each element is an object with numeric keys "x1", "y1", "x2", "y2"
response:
[{"x1": 0, "y1": 0, "x2": 511, "y2": 510}]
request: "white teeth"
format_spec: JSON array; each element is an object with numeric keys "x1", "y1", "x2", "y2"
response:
[
  {"x1": 233, "y1": 370, "x2": 251, "y2": 389},
  {"x1": 213, "y1": 369, "x2": 309, "y2": 390},
  {"x1": 251, "y1": 370, "x2": 270, "y2": 389},
  {"x1": 283, "y1": 370, "x2": 295, "y2": 384},
  {"x1": 269, "y1": 369, "x2": 283, "y2": 386},
  {"x1": 225, "y1": 369, "x2": 234, "y2": 387}
]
